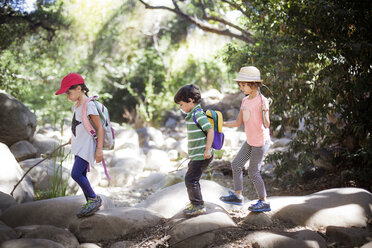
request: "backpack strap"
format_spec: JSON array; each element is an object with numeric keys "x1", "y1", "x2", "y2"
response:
[
  {"x1": 258, "y1": 88, "x2": 268, "y2": 128},
  {"x1": 82, "y1": 96, "x2": 98, "y2": 139},
  {"x1": 192, "y1": 108, "x2": 207, "y2": 136}
]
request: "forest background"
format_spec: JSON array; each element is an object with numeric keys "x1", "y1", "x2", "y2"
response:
[{"x1": 1, "y1": 0, "x2": 371, "y2": 191}]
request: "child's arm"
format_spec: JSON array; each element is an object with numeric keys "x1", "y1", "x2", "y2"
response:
[
  {"x1": 89, "y1": 115, "x2": 104, "y2": 163},
  {"x1": 204, "y1": 128, "x2": 214, "y2": 159},
  {"x1": 223, "y1": 110, "x2": 243, "y2": 127}
]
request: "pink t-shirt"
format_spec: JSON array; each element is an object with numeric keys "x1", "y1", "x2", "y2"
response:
[{"x1": 241, "y1": 95, "x2": 270, "y2": 147}]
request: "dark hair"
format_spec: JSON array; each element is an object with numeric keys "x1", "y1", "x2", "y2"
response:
[
  {"x1": 174, "y1": 84, "x2": 201, "y2": 104},
  {"x1": 238, "y1": 81, "x2": 263, "y2": 88},
  {"x1": 69, "y1": 84, "x2": 89, "y2": 96}
]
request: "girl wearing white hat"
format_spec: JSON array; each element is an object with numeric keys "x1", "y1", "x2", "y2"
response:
[{"x1": 220, "y1": 66, "x2": 271, "y2": 212}]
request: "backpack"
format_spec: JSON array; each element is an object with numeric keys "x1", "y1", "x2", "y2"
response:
[
  {"x1": 193, "y1": 108, "x2": 225, "y2": 150},
  {"x1": 82, "y1": 96, "x2": 115, "y2": 180}
]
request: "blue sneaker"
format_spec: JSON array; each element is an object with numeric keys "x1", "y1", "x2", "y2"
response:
[
  {"x1": 248, "y1": 200, "x2": 271, "y2": 212},
  {"x1": 219, "y1": 191, "x2": 243, "y2": 206}
]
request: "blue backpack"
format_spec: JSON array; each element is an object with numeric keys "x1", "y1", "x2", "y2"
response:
[{"x1": 193, "y1": 108, "x2": 224, "y2": 150}]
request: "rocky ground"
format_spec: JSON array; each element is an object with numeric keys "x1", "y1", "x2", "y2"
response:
[{"x1": 103, "y1": 165, "x2": 370, "y2": 248}]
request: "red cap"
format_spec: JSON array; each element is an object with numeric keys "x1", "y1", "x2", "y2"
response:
[{"x1": 55, "y1": 73, "x2": 85, "y2": 95}]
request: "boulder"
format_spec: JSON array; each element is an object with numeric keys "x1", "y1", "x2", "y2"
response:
[
  {"x1": 9, "y1": 140, "x2": 37, "y2": 162},
  {"x1": 136, "y1": 180, "x2": 238, "y2": 218},
  {"x1": 223, "y1": 129, "x2": 246, "y2": 148},
  {"x1": 0, "y1": 143, "x2": 34, "y2": 203},
  {"x1": 361, "y1": 241, "x2": 372, "y2": 248},
  {"x1": 0, "y1": 195, "x2": 114, "y2": 229},
  {"x1": 109, "y1": 241, "x2": 137, "y2": 248},
  {"x1": 131, "y1": 173, "x2": 167, "y2": 192},
  {"x1": 145, "y1": 149, "x2": 173, "y2": 173},
  {"x1": 79, "y1": 243, "x2": 101, "y2": 248},
  {"x1": 15, "y1": 225, "x2": 79, "y2": 248},
  {"x1": 114, "y1": 127, "x2": 139, "y2": 150},
  {"x1": 136, "y1": 127, "x2": 165, "y2": 149},
  {"x1": 168, "y1": 203, "x2": 237, "y2": 248},
  {"x1": 31, "y1": 133, "x2": 59, "y2": 155},
  {"x1": 108, "y1": 148, "x2": 145, "y2": 187},
  {"x1": 271, "y1": 188, "x2": 372, "y2": 229},
  {"x1": 1, "y1": 238, "x2": 64, "y2": 248},
  {"x1": 240, "y1": 212, "x2": 273, "y2": 229},
  {"x1": 0, "y1": 221, "x2": 18, "y2": 244},
  {"x1": 69, "y1": 207, "x2": 162, "y2": 243},
  {"x1": 326, "y1": 226, "x2": 372, "y2": 247},
  {"x1": 201, "y1": 89, "x2": 224, "y2": 106},
  {"x1": 0, "y1": 90, "x2": 37, "y2": 146},
  {"x1": 0, "y1": 192, "x2": 18, "y2": 215},
  {"x1": 243, "y1": 230, "x2": 326, "y2": 248}
]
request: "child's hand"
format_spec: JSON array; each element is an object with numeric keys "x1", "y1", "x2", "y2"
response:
[
  {"x1": 204, "y1": 148, "x2": 211, "y2": 159},
  {"x1": 95, "y1": 148, "x2": 103, "y2": 163}
]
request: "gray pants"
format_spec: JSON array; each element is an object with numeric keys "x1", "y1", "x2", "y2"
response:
[{"x1": 231, "y1": 141, "x2": 270, "y2": 199}]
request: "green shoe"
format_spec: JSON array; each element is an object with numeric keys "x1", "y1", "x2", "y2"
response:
[
  {"x1": 77, "y1": 196, "x2": 102, "y2": 218},
  {"x1": 183, "y1": 203, "x2": 206, "y2": 216}
]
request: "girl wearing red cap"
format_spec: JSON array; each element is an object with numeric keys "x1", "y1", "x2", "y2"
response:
[{"x1": 56, "y1": 73, "x2": 103, "y2": 218}]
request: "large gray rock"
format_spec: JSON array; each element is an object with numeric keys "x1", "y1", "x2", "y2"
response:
[
  {"x1": 0, "y1": 195, "x2": 114, "y2": 229},
  {"x1": 9, "y1": 140, "x2": 37, "y2": 162},
  {"x1": 113, "y1": 127, "x2": 139, "y2": 150},
  {"x1": 361, "y1": 241, "x2": 372, "y2": 248},
  {"x1": 14, "y1": 225, "x2": 79, "y2": 248},
  {"x1": 0, "y1": 221, "x2": 17, "y2": 244},
  {"x1": 0, "y1": 143, "x2": 34, "y2": 203},
  {"x1": 31, "y1": 133, "x2": 59, "y2": 155},
  {"x1": 1, "y1": 238, "x2": 64, "y2": 248},
  {"x1": 69, "y1": 207, "x2": 162, "y2": 243},
  {"x1": 136, "y1": 180, "x2": 237, "y2": 218},
  {"x1": 108, "y1": 148, "x2": 145, "y2": 187},
  {"x1": 242, "y1": 230, "x2": 326, "y2": 248},
  {"x1": 271, "y1": 187, "x2": 372, "y2": 229},
  {"x1": 144, "y1": 149, "x2": 173, "y2": 173},
  {"x1": 136, "y1": 127, "x2": 165, "y2": 149},
  {"x1": 0, "y1": 90, "x2": 37, "y2": 146},
  {"x1": 79, "y1": 243, "x2": 101, "y2": 248},
  {"x1": 0, "y1": 192, "x2": 18, "y2": 215},
  {"x1": 325, "y1": 226, "x2": 372, "y2": 247},
  {"x1": 168, "y1": 203, "x2": 237, "y2": 248}
]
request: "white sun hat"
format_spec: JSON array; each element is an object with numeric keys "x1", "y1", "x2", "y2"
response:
[{"x1": 233, "y1": 66, "x2": 263, "y2": 82}]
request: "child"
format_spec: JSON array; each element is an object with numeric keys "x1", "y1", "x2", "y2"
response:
[
  {"x1": 220, "y1": 66, "x2": 271, "y2": 212},
  {"x1": 55, "y1": 73, "x2": 103, "y2": 218},
  {"x1": 174, "y1": 84, "x2": 214, "y2": 216}
]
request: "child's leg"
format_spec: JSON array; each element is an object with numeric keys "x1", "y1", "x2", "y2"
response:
[
  {"x1": 71, "y1": 156, "x2": 96, "y2": 200},
  {"x1": 231, "y1": 142, "x2": 252, "y2": 194},
  {"x1": 184, "y1": 157, "x2": 212, "y2": 206},
  {"x1": 247, "y1": 141, "x2": 270, "y2": 200}
]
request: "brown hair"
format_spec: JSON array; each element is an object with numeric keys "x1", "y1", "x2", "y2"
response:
[
  {"x1": 174, "y1": 84, "x2": 201, "y2": 104},
  {"x1": 69, "y1": 84, "x2": 89, "y2": 96}
]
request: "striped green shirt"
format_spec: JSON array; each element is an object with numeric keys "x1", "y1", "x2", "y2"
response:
[{"x1": 185, "y1": 104, "x2": 213, "y2": 160}]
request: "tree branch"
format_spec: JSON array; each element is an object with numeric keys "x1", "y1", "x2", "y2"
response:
[{"x1": 137, "y1": 0, "x2": 254, "y2": 43}]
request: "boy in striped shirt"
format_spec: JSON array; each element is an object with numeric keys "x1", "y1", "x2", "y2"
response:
[{"x1": 174, "y1": 84, "x2": 214, "y2": 216}]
